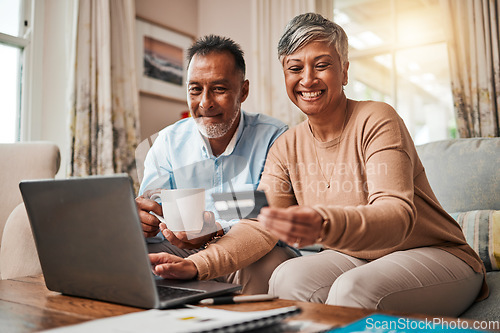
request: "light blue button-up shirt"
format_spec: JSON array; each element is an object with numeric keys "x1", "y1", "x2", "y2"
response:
[{"x1": 139, "y1": 111, "x2": 288, "y2": 234}]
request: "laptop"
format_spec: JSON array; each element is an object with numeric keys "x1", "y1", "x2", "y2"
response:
[{"x1": 19, "y1": 174, "x2": 241, "y2": 309}]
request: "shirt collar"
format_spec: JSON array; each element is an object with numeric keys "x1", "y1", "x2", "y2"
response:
[{"x1": 198, "y1": 111, "x2": 245, "y2": 158}]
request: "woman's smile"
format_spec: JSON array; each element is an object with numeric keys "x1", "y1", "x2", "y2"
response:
[{"x1": 298, "y1": 90, "x2": 325, "y2": 100}]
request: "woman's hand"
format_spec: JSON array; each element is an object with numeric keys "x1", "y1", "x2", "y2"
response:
[
  {"x1": 258, "y1": 205, "x2": 324, "y2": 248},
  {"x1": 149, "y1": 252, "x2": 198, "y2": 279}
]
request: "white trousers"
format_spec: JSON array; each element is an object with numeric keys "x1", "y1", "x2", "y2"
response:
[{"x1": 268, "y1": 247, "x2": 483, "y2": 316}]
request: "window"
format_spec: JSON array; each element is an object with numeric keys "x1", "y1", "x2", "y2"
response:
[
  {"x1": 335, "y1": 0, "x2": 456, "y2": 144},
  {"x1": 0, "y1": 0, "x2": 30, "y2": 143}
]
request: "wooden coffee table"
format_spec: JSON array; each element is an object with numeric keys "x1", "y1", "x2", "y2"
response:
[{"x1": 0, "y1": 275, "x2": 483, "y2": 332}]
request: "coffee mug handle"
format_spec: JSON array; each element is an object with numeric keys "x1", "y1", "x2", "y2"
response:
[
  {"x1": 150, "y1": 211, "x2": 166, "y2": 224},
  {"x1": 149, "y1": 193, "x2": 160, "y2": 201},
  {"x1": 148, "y1": 194, "x2": 165, "y2": 223}
]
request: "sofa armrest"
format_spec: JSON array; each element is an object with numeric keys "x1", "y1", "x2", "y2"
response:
[
  {"x1": 0, "y1": 203, "x2": 41, "y2": 280},
  {"x1": 0, "y1": 142, "x2": 60, "y2": 243}
]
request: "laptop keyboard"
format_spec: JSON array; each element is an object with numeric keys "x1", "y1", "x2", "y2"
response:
[{"x1": 157, "y1": 285, "x2": 205, "y2": 300}]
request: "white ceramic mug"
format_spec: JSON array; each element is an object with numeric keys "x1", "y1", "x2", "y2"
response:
[{"x1": 150, "y1": 188, "x2": 205, "y2": 232}]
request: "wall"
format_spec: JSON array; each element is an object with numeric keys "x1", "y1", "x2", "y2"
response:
[
  {"x1": 197, "y1": 0, "x2": 256, "y2": 113},
  {"x1": 39, "y1": 0, "x2": 74, "y2": 177},
  {"x1": 136, "y1": 0, "x2": 256, "y2": 141},
  {"x1": 37, "y1": 0, "x2": 198, "y2": 177},
  {"x1": 35, "y1": 0, "x2": 251, "y2": 178},
  {"x1": 135, "y1": 0, "x2": 198, "y2": 140}
]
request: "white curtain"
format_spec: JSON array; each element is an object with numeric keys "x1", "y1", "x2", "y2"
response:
[
  {"x1": 69, "y1": 0, "x2": 141, "y2": 190},
  {"x1": 441, "y1": 0, "x2": 500, "y2": 138},
  {"x1": 250, "y1": 0, "x2": 334, "y2": 126}
]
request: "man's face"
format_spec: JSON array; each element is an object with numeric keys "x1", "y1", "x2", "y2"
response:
[{"x1": 187, "y1": 51, "x2": 249, "y2": 139}]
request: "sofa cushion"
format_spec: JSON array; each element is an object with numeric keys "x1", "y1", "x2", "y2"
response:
[
  {"x1": 450, "y1": 210, "x2": 500, "y2": 271},
  {"x1": 416, "y1": 138, "x2": 500, "y2": 213},
  {"x1": 460, "y1": 271, "x2": 500, "y2": 319}
]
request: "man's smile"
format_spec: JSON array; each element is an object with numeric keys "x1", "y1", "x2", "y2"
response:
[{"x1": 198, "y1": 111, "x2": 223, "y2": 118}]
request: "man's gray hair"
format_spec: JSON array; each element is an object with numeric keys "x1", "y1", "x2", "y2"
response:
[{"x1": 277, "y1": 13, "x2": 349, "y2": 70}]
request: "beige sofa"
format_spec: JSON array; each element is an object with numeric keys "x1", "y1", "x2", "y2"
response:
[{"x1": 0, "y1": 142, "x2": 60, "y2": 279}]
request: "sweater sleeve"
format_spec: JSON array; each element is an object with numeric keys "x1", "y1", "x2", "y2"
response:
[
  {"x1": 186, "y1": 220, "x2": 279, "y2": 280},
  {"x1": 314, "y1": 103, "x2": 418, "y2": 258},
  {"x1": 314, "y1": 149, "x2": 417, "y2": 256}
]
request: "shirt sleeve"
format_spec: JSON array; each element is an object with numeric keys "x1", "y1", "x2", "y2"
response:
[
  {"x1": 139, "y1": 135, "x2": 174, "y2": 196},
  {"x1": 138, "y1": 134, "x2": 175, "y2": 242},
  {"x1": 270, "y1": 124, "x2": 289, "y2": 146}
]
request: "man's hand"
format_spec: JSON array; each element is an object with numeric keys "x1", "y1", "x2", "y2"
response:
[
  {"x1": 258, "y1": 205, "x2": 324, "y2": 248},
  {"x1": 149, "y1": 252, "x2": 198, "y2": 279},
  {"x1": 160, "y1": 211, "x2": 222, "y2": 249},
  {"x1": 135, "y1": 196, "x2": 163, "y2": 238}
]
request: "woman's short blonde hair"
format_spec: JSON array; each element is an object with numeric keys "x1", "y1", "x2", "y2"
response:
[{"x1": 278, "y1": 13, "x2": 349, "y2": 70}]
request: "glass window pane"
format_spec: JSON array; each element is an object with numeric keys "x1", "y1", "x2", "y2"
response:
[
  {"x1": 334, "y1": 0, "x2": 393, "y2": 51},
  {"x1": 345, "y1": 54, "x2": 394, "y2": 105},
  {"x1": 396, "y1": 0, "x2": 445, "y2": 44},
  {"x1": 0, "y1": 0, "x2": 22, "y2": 37},
  {"x1": 395, "y1": 43, "x2": 455, "y2": 144},
  {"x1": 0, "y1": 44, "x2": 21, "y2": 143}
]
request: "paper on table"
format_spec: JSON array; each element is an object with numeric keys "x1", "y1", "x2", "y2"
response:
[{"x1": 41, "y1": 305, "x2": 301, "y2": 333}]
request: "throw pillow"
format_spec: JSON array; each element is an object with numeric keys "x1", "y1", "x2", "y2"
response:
[{"x1": 450, "y1": 210, "x2": 500, "y2": 271}]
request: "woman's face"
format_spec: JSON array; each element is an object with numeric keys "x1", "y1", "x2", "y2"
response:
[{"x1": 282, "y1": 41, "x2": 348, "y2": 117}]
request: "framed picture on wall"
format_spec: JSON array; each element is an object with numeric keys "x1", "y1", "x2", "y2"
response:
[{"x1": 135, "y1": 17, "x2": 194, "y2": 102}]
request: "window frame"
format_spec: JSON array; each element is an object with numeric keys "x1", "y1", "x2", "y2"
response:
[
  {"x1": 348, "y1": 36, "x2": 448, "y2": 121},
  {"x1": 0, "y1": 0, "x2": 44, "y2": 142},
  {"x1": 335, "y1": 0, "x2": 455, "y2": 143}
]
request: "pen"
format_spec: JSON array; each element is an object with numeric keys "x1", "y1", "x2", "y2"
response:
[{"x1": 199, "y1": 294, "x2": 277, "y2": 305}]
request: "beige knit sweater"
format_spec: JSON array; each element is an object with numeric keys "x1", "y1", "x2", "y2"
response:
[
  {"x1": 259, "y1": 100, "x2": 487, "y2": 299},
  {"x1": 187, "y1": 99, "x2": 487, "y2": 299},
  {"x1": 187, "y1": 220, "x2": 279, "y2": 280}
]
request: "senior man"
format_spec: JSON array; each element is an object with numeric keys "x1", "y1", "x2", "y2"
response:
[{"x1": 136, "y1": 35, "x2": 297, "y2": 294}]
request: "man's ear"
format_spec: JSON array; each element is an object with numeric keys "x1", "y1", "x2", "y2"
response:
[{"x1": 240, "y1": 79, "x2": 250, "y2": 103}]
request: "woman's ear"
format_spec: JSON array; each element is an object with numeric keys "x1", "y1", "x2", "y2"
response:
[{"x1": 342, "y1": 62, "x2": 349, "y2": 86}]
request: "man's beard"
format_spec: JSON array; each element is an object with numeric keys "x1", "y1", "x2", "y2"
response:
[{"x1": 194, "y1": 108, "x2": 240, "y2": 139}]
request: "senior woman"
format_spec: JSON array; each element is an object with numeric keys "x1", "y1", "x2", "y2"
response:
[{"x1": 257, "y1": 13, "x2": 487, "y2": 316}]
